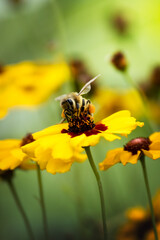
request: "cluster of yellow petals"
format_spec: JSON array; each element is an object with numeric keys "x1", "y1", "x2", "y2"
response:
[
  {"x1": 21, "y1": 110, "x2": 143, "y2": 174},
  {"x1": 99, "y1": 132, "x2": 160, "y2": 171},
  {"x1": 94, "y1": 88, "x2": 144, "y2": 121},
  {"x1": 126, "y1": 207, "x2": 148, "y2": 222},
  {"x1": 0, "y1": 61, "x2": 70, "y2": 118},
  {"x1": 148, "y1": 101, "x2": 160, "y2": 125},
  {"x1": 117, "y1": 191, "x2": 160, "y2": 240},
  {"x1": 0, "y1": 139, "x2": 36, "y2": 171}
]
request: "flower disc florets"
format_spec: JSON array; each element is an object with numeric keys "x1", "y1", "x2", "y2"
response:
[
  {"x1": 68, "y1": 110, "x2": 95, "y2": 134},
  {"x1": 124, "y1": 137, "x2": 152, "y2": 155}
]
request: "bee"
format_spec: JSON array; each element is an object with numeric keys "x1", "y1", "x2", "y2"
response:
[{"x1": 55, "y1": 74, "x2": 100, "y2": 123}]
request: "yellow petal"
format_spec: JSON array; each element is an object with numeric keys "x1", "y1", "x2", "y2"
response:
[
  {"x1": 21, "y1": 140, "x2": 40, "y2": 158},
  {"x1": 70, "y1": 134, "x2": 85, "y2": 150},
  {"x1": 11, "y1": 148, "x2": 27, "y2": 161},
  {"x1": 102, "y1": 132, "x2": 121, "y2": 141},
  {"x1": 46, "y1": 158, "x2": 73, "y2": 174},
  {"x1": 52, "y1": 142, "x2": 74, "y2": 160},
  {"x1": 82, "y1": 134, "x2": 101, "y2": 147},
  {"x1": 102, "y1": 110, "x2": 131, "y2": 124},
  {"x1": 101, "y1": 110, "x2": 144, "y2": 136},
  {"x1": 143, "y1": 149, "x2": 160, "y2": 160},
  {"x1": 149, "y1": 132, "x2": 160, "y2": 142},
  {"x1": 119, "y1": 150, "x2": 140, "y2": 165},
  {"x1": 73, "y1": 152, "x2": 87, "y2": 162},
  {"x1": 0, "y1": 156, "x2": 21, "y2": 170},
  {"x1": 99, "y1": 148, "x2": 123, "y2": 170},
  {"x1": 0, "y1": 108, "x2": 8, "y2": 119},
  {"x1": 0, "y1": 139, "x2": 20, "y2": 149},
  {"x1": 0, "y1": 139, "x2": 28, "y2": 170},
  {"x1": 33, "y1": 123, "x2": 68, "y2": 139},
  {"x1": 150, "y1": 141, "x2": 160, "y2": 150}
]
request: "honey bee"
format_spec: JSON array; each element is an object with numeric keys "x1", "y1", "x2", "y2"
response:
[{"x1": 55, "y1": 74, "x2": 100, "y2": 123}]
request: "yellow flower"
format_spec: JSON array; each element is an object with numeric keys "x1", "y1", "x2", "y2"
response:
[
  {"x1": 0, "y1": 134, "x2": 36, "y2": 171},
  {"x1": 148, "y1": 101, "x2": 160, "y2": 125},
  {"x1": 22, "y1": 110, "x2": 143, "y2": 174},
  {"x1": 126, "y1": 207, "x2": 148, "y2": 222},
  {"x1": 94, "y1": 88, "x2": 144, "y2": 121},
  {"x1": 99, "y1": 132, "x2": 160, "y2": 171},
  {"x1": 0, "y1": 61, "x2": 70, "y2": 118},
  {"x1": 116, "y1": 191, "x2": 160, "y2": 240}
]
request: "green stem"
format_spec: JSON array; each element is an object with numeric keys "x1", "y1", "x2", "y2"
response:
[
  {"x1": 37, "y1": 166, "x2": 49, "y2": 240},
  {"x1": 50, "y1": 0, "x2": 68, "y2": 54},
  {"x1": 84, "y1": 146, "x2": 108, "y2": 240},
  {"x1": 7, "y1": 179, "x2": 35, "y2": 240},
  {"x1": 140, "y1": 155, "x2": 158, "y2": 240}
]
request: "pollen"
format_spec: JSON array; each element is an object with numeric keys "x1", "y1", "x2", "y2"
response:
[
  {"x1": 68, "y1": 110, "x2": 95, "y2": 134},
  {"x1": 61, "y1": 110, "x2": 65, "y2": 118},
  {"x1": 89, "y1": 104, "x2": 95, "y2": 114},
  {"x1": 124, "y1": 137, "x2": 152, "y2": 155}
]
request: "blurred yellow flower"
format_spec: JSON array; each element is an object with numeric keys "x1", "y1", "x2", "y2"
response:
[
  {"x1": 0, "y1": 61, "x2": 70, "y2": 118},
  {"x1": 126, "y1": 207, "x2": 148, "y2": 222},
  {"x1": 0, "y1": 134, "x2": 36, "y2": 171},
  {"x1": 94, "y1": 88, "x2": 144, "y2": 121},
  {"x1": 116, "y1": 191, "x2": 160, "y2": 240},
  {"x1": 99, "y1": 132, "x2": 160, "y2": 171},
  {"x1": 148, "y1": 101, "x2": 160, "y2": 125},
  {"x1": 22, "y1": 110, "x2": 143, "y2": 174}
]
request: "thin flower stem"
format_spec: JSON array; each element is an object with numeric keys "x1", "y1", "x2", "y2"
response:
[
  {"x1": 84, "y1": 146, "x2": 108, "y2": 240},
  {"x1": 140, "y1": 155, "x2": 158, "y2": 240},
  {"x1": 50, "y1": 0, "x2": 68, "y2": 53},
  {"x1": 7, "y1": 179, "x2": 35, "y2": 240},
  {"x1": 37, "y1": 166, "x2": 49, "y2": 240}
]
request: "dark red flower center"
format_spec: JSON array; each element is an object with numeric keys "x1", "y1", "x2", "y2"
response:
[
  {"x1": 124, "y1": 137, "x2": 151, "y2": 155},
  {"x1": 20, "y1": 133, "x2": 35, "y2": 146},
  {"x1": 61, "y1": 123, "x2": 108, "y2": 138}
]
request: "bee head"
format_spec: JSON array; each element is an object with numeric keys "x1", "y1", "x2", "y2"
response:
[{"x1": 61, "y1": 98, "x2": 74, "y2": 110}]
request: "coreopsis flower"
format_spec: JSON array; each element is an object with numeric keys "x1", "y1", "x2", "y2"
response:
[
  {"x1": 22, "y1": 110, "x2": 143, "y2": 174},
  {"x1": 0, "y1": 61, "x2": 70, "y2": 118},
  {"x1": 94, "y1": 88, "x2": 144, "y2": 121},
  {"x1": 99, "y1": 132, "x2": 160, "y2": 171},
  {"x1": 116, "y1": 191, "x2": 160, "y2": 240},
  {"x1": 0, "y1": 134, "x2": 36, "y2": 171},
  {"x1": 148, "y1": 101, "x2": 160, "y2": 125}
]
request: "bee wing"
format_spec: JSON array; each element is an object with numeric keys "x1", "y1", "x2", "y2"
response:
[
  {"x1": 55, "y1": 94, "x2": 68, "y2": 101},
  {"x1": 78, "y1": 74, "x2": 101, "y2": 96}
]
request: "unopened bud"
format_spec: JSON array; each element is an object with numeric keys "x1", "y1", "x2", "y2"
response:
[{"x1": 111, "y1": 52, "x2": 128, "y2": 71}]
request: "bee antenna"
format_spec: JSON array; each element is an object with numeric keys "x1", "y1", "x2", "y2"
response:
[{"x1": 78, "y1": 74, "x2": 101, "y2": 96}]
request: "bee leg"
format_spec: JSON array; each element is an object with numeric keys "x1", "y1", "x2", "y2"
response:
[{"x1": 60, "y1": 118, "x2": 66, "y2": 123}]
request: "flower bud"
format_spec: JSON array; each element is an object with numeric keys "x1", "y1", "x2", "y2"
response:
[{"x1": 111, "y1": 52, "x2": 128, "y2": 71}]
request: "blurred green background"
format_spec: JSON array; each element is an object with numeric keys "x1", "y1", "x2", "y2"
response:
[{"x1": 0, "y1": 0, "x2": 160, "y2": 239}]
